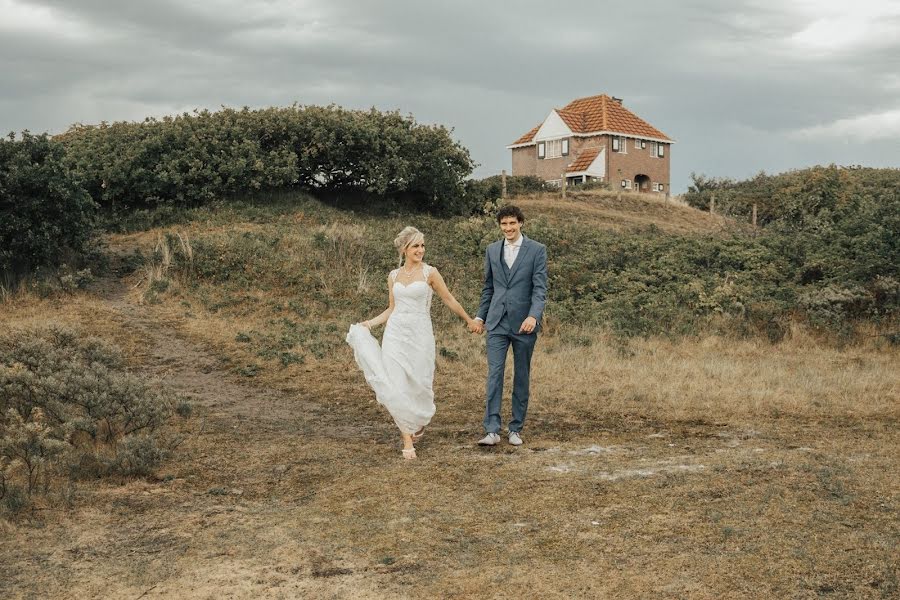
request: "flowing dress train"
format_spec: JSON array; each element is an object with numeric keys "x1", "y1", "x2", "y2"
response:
[{"x1": 346, "y1": 265, "x2": 436, "y2": 434}]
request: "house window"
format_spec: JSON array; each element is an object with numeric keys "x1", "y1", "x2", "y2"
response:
[
  {"x1": 546, "y1": 139, "x2": 562, "y2": 159},
  {"x1": 657, "y1": 143, "x2": 665, "y2": 158},
  {"x1": 561, "y1": 138, "x2": 569, "y2": 156},
  {"x1": 658, "y1": 183, "x2": 665, "y2": 192},
  {"x1": 621, "y1": 179, "x2": 631, "y2": 189},
  {"x1": 612, "y1": 136, "x2": 627, "y2": 153},
  {"x1": 537, "y1": 142, "x2": 545, "y2": 159}
]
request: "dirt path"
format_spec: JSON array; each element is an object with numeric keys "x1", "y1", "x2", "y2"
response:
[
  {"x1": 2, "y1": 277, "x2": 389, "y2": 598},
  {"x1": 2, "y1": 276, "x2": 898, "y2": 599}
]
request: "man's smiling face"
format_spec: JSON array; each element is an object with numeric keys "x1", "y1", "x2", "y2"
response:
[{"x1": 499, "y1": 216, "x2": 522, "y2": 242}]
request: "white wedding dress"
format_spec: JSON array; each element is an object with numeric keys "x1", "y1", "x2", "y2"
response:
[{"x1": 346, "y1": 265, "x2": 436, "y2": 434}]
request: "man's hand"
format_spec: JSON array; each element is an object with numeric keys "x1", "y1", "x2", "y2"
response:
[
  {"x1": 469, "y1": 320, "x2": 484, "y2": 334},
  {"x1": 518, "y1": 316, "x2": 537, "y2": 334}
]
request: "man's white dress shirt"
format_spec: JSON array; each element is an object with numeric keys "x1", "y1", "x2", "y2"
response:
[{"x1": 503, "y1": 235, "x2": 522, "y2": 269}]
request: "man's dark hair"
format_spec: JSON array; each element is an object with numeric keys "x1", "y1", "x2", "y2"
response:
[{"x1": 496, "y1": 205, "x2": 525, "y2": 224}]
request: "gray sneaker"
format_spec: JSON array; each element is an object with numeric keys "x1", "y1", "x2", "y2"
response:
[
  {"x1": 477, "y1": 432, "x2": 501, "y2": 446},
  {"x1": 508, "y1": 431, "x2": 523, "y2": 446}
]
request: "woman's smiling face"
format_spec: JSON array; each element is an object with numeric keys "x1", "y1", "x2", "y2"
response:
[{"x1": 405, "y1": 238, "x2": 425, "y2": 264}]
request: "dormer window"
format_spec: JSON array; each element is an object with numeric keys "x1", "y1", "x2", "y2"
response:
[
  {"x1": 538, "y1": 138, "x2": 569, "y2": 160},
  {"x1": 546, "y1": 139, "x2": 562, "y2": 159}
]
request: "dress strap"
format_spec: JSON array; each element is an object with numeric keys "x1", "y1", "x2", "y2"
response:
[
  {"x1": 422, "y1": 263, "x2": 433, "y2": 282},
  {"x1": 390, "y1": 268, "x2": 400, "y2": 283}
]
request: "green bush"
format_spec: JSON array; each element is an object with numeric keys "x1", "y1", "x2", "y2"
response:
[
  {"x1": 58, "y1": 105, "x2": 476, "y2": 215},
  {"x1": 682, "y1": 166, "x2": 900, "y2": 331},
  {"x1": 0, "y1": 133, "x2": 97, "y2": 281},
  {"x1": 464, "y1": 175, "x2": 548, "y2": 206}
]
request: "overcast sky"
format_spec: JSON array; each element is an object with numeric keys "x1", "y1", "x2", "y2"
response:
[{"x1": 2, "y1": 0, "x2": 899, "y2": 192}]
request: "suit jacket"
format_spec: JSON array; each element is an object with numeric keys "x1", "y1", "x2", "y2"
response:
[{"x1": 476, "y1": 235, "x2": 548, "y2": 333}]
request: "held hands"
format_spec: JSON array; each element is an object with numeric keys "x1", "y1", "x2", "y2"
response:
[
  {"x1": 519, "y1": 316, "x2": 537, "y2": 334},
  {"x1": 467, "y1": 319, "x2": 484, "y2": 334}
]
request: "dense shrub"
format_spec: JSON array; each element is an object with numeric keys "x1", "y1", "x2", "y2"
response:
[
  {"x1": 0, "y1": 325, "x2": 189, "y2": 516},
  {"x1": 684, "y1": 166, "x2": 900, "y2": 226},
  {"x1": 464, "y1": 174, "x2": 548, "y2": 205},
  {"x1": 58, "y1": 105, "x2": 476, "y2": 215},
  {"x1": 0, "y1": 133, "x2": 97, "y2": 281},
  {"x1": 683, "y1": 166, "x2": 900, "y2": 328}
]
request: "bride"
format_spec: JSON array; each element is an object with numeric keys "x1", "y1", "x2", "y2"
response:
[{"x1": 346, "y1": 226, "x2": 478, "y2": 459}]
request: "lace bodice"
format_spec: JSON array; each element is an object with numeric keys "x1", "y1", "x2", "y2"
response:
[{"x1": 390, "y1": 264, "x2": 434, "y2": 314}]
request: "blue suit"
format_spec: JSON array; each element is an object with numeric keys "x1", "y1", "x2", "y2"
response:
[{"x1": 476, "y1": 235, "x2": 548, "y2": 434}]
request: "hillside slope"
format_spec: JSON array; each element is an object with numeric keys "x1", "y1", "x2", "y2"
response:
[{"x1": 517, "y1": 189, "x2": 735, "y2": 235}]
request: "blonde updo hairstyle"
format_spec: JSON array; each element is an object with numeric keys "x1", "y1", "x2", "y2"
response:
[{"x1": 394, "y1": 226, "x2": 425, "y2": 267}]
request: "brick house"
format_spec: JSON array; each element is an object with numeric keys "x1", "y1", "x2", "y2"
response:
[{"x1": 508, "y1": 93, "x2": 674, "y2": 195}]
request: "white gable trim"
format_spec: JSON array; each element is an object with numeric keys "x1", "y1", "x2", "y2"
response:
[
  {"x1": 533, "y1": 110, "x2": 572, "y2": 142},
  {"x1": 567, "y1": 148, "x2": 606, "y2": 178},
  {"x1": 585, "y1": 147, "x2": 606, "y2": 177}
]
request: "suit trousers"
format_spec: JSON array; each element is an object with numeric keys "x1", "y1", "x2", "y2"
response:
[{"x1": 484, "y1": 311, "x2": 537, "y2": 434}]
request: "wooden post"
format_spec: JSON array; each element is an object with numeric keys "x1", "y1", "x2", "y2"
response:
[
  {"x1": 710, "y1": 194, "x2": 716, "y2": 214},
  {"x1": 752, "y1": 203, "x2": 758, "y2": 227},
  {"x1": 501, "y1": 169, "x2": 507, "y2": 199},
  {"x1": 561, "y1": 173, "x2": 567, "y2": 199}
]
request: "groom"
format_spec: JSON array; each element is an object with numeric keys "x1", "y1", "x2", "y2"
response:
[{"x1": 470, "y1": 205, "x2": 547, "y2": 446}]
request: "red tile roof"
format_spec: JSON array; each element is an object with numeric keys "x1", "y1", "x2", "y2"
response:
[
  {"x1": 511, "y1": 94, "x2": 672, "y2": 145},
  {"x1": 512, "y1": 124, "x2": 541, "y2": 145},
  {"x1": 566, "y1": 146, "x2": 602, "y2": 173}
]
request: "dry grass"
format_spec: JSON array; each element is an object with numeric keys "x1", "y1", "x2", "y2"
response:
[
  {"x1": 531, "y1": 328, "x2": 900, "y2": 423},
  {"x1": 2, "y1": 193, "x2": 898, "y2": 598}
]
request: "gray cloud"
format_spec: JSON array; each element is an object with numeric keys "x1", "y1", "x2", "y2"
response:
[{"x1": 2, "y1": 0, "x2": 899, "y2": 191}]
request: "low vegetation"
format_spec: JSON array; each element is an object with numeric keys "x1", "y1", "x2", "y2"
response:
[
  {"x1": 0, "y1": 324, "x2": 190, "y2": 517},
  {"x1": 123, "y1": 189, "x2": 897, "y2": 352}
]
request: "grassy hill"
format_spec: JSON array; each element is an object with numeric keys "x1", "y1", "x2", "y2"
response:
[{"x1": 2, "y1": 188, "x2": 898, "y2": 597}]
